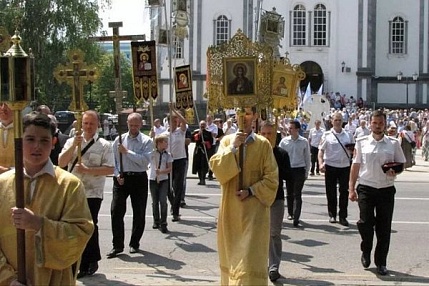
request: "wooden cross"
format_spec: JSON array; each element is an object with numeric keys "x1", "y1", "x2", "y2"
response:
[
  {"x1": 53, "y1": 49, "x2": 98, "y2": 112},
  {"x1": 90, "y1": 22, "x2": 145, "y2": 114}
]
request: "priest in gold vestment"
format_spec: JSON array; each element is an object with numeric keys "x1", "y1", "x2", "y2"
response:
[
  {"x1": 209, "y1": 107, "x2": 278, "y2": 285},
  {"x1": 0, "y1": 112, "x2": 93, "y2": 285}
]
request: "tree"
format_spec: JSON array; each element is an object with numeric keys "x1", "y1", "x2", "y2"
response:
[
  {"x1": 0, "y1": 0, "x2": 111, "y2": 111},
  {"x1": 89, "y1": 52, "x2": 134, "y2": 113}
]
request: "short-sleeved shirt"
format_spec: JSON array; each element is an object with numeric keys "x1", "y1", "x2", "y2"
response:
[
  {"x1": 62, "y1": 134, "x2": 114, "y2": 199},
  {"x1": 319, "y1": 129, "x2": 354, "y2": 168},
  {"x1": 149, "y1": 150, "x2": 173, "y2": 181},
  {"x1": 353, "y1": 134, "x2": 406, "y2": 189}
]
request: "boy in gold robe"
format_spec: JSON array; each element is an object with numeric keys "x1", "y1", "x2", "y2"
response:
[
  {"x1": 209, "y1": 107, "x2": 278, "y2": 285},
  {"x1": 0, "y1": 112, "x2": 94, "y2": 285}
]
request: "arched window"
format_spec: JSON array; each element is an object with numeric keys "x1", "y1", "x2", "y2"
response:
[
  {"x1": 292, "y1": 5, "x2": 306, "y2": 46},
  {"x1": 214, "y1": 15, "x2": 230, "y2": 45},
  {"x1": 313, "y1": 4, "x2": 327, "y2": 46},
  {"x1": 390, "y1": 16, "x2": 407, "y2": 54}
]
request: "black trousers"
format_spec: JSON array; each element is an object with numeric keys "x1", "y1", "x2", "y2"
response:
[
  {"x1": 310, "y1": 146, "x2": 320, "y2": 174},
  {"x1": 324, "y1": 164, "x2": 350, "y2": 219},
  {"x1": 111, "y1": 173, "x2": 148, "y2": 250},
  {"x1": 168, "y1": 158, "x2": 187, "y2": 216},
  {"x1": 357, "y1": 184, "x2": 396, "y2": 267},
  {"x1": 285, "y1": 167, "x2": 306, "y2": 221},
  {"x1": 80, "y1": 198, "x2": 102, "y2": 269}
]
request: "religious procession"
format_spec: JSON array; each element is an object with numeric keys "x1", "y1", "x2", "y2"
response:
[{"x1": 1, "y1": 1, "x2": 429, "y2": 286}]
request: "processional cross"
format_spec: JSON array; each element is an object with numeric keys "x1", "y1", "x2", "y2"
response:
[{"x1": 53, "y1": 49, "x2": 98, "y2": 162}]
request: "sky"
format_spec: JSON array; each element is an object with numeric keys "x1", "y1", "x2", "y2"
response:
[{"x1": 98, "y1": 0, "x2": 151, "y2": 37}]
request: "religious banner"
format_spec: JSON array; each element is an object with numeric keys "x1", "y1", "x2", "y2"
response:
[
  {"x1": 131, "y1": 40, "x2": 158, "y2": 101},
  {"x1": 174, "y1": 64, "x2": 193, "y2": 109}
]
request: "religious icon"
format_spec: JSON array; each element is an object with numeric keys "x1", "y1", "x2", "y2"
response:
[
  {"x1": 175, "y1": 65, "x2": 191, "y2": 92},
  {"x1": 273, "y1": 76, "x2": 288, "y2": 96},
  {"x1": 158, "y1": 29, "x2": 168, "y2": 45},
  {"x1": 224, "y1": 57, "x2": 256, "y2": 96},
  {"x1": 138, "y1": 52, "x2": 152, "y2": 71}
]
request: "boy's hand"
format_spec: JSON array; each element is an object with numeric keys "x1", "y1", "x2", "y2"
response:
[{"x1": 11, "y1": 207, "x2": 42, "y2": 231}]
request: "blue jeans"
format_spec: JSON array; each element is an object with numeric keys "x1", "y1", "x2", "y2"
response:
[{"x1": 150, "y1": 179, "x2": 169, "y2": 225}]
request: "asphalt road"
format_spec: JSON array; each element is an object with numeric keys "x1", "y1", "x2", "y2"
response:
[{"x1": 77, "y1": 145, "x2": 429, "y2": 285}]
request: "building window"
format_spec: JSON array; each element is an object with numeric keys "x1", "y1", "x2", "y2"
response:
[
  {"x1": 214, "y1": 15, "x2": 230, "y2": 45},
  {"x1": 173, "y1": 37, "x2": 184, "y2": 58},
  {"x1": 390, "y1": 16, "x2": 407, "y2": 54},
  {"x1": 292, "y1": 4, "x2": 306, "y2": 46},
  {"x1": 313, "y1": 4, "x2": 327, "y2": 46}
]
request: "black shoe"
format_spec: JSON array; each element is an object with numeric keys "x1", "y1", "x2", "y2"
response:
[
  {"x1": 180, "y1": 201, "x2": 187, "y2": 207},
  {"x1": 207, "y1": 176, "x2": 214, "y2": 180},
  {"x1": 161, "y1": 225, "x2": 169, "y2": 233},
  {"x1": 197, "y1": 181, "x2": 206, "y2": 185},
  {"x1": 152, "y1": 223, "x2": 160, "y2": 229},
  {"x1": 77, "y1": 270, "x2": 88, "y2": 279},
  {"x1": 310, "y1": 172, "x2": 315, "y2": 176},
  {"x1": 172, "y1": 215, "x2": 181, "y2": 222},
  {"x1": 361, "y1": 252, "x2": 370, "y2": 268},
  {"x1": 106, "y1": 248, "x2": 123, "y2": 258},
  {"x1": 316, "y1": 172, "x2": 320, "y2": 175},
  {"x1": 287, "y1": 215, "x2": 293, "y2": 220},
  {"x1": 339, "y1": 218, "x2": 349, "y2": 226},
  {"x1": 269, "y1": 270, "x2": 280, "y2": 282},
  {"x1": 129, "y1": 246, "x2": 139, "y2": 254},
  {"x1": 293, "y1": 220, "x2": 300, "y2": 227},
  {"x1": 329, "y1": 217, "x2": 337, "y2": 223},
  {"x1": 87, "y1": 261, "x2": 99, "y2": 275},
  {"x1": 377, "y1": 265, "x2": 388, "y2": 276}
]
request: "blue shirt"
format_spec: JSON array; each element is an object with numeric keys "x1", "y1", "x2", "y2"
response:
[{"x1": 113, "y1": 132, "x2": 153, "y2": 176}]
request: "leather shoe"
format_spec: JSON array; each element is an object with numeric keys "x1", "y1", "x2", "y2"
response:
[
  {"x1": 172, "y1": 215, "x2": 181, "y2": 222},
  {"x1": 377, "y1": 265, "x2": 388, "y2": 276},
  {"x1": 339, "y1": 218, "x2": 349, "y2": 226},
  {"x1": 152, "y1": 223, "x2": 160, "y2": 229},
  {"x1": 106, "y1": 248, "x2": 123, "y2": 258},
  {"x1": 269, "y1": 270, "x2": 280, "y2": 282},
  {"x1": 293, "y1": 220, "x2": 300, "y2": 227},
  {"x1": 361, "y1": 252, "x2": 370, "y2": 268},
  {"x1": 87, "y1": 261, "x2": 98, "y2": 275},
  {"x1": 129, "y1": 246, "x2": 139, "y2": 254},
  {"x1": 329, "y1": 217, "x2": 337, "y2": 223},
  {"x1": 161, "y1": 225, "x2": 169, "y2": 233}
]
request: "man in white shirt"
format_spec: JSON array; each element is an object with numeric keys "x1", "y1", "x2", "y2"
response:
[
  {"x1": 279, "y1": 121, "x2": 310, "y2": 227},
  {"x1": 349, "y1": 110, "x2": 405, "y2": 276},
  {"x1": 318, "y1": 112, "x2": 354, "y2": 226},
  {"x1": 308, "y1": 120, "x2": 324, "y2": 175},
  {"x1": 355, "y1": 120, "x2": 371, "y2": 138}
]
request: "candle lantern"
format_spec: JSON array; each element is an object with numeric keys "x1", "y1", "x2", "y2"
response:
[{"x1": 0, "y1": 30, "x2": 34, "y2": 285}]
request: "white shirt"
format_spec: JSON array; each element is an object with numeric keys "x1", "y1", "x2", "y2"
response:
[
  {"x1": 153, "y1": 125, "x2": 167, "y2": 136},
  {"x1": 279, "y1": 135, "x2": 311, "y2": 173},
  {"x1": 206, "y1": 122, "x2": 218, "y2": 144},
  {"x1": 163, "y1": 128, "x2": 186, "y2": 160},
  {"x1": 62, "y1": 134, "x2": 114, "y2": 199},
  {"x1": 355, "y1": 126, "x2": 370, "y2": 138},
  {"x1": 308, "y1": 127, "x2": 325, "y2": 147},
  {"x1": 319, "y1": 129, "x2": 354, "y2": 168},
  {"x1": 148, "y1": 150, "x2": 173, "y2": 181},
  {"x1": 354, "y1": 135, "x2": 405, "y2": 189}
]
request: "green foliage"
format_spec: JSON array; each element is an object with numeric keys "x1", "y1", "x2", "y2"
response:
[{"x1": 0, "y1": 0, "x2": 118, "y2": 111}]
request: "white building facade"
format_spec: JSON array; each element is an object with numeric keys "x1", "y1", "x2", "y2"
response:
[{"x1": 151, "y1": 0, "x2": 428, "y2": 109}]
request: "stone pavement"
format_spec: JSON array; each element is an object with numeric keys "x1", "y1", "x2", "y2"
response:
[{"x1": 77, "y1": 147, "x2": 429, "y2": 286}]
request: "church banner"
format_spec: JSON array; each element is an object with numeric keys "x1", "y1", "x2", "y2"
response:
[
  {"x1": 131, "y1": 40, "x2": 158, "y2": 101},
  {"x1": 174, "y1": 65, "x2": 193, "y2": 109}
]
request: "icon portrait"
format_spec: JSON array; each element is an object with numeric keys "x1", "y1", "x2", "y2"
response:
[{"x1": 224, "y1": 58, "x2": 256, "y2": 96}]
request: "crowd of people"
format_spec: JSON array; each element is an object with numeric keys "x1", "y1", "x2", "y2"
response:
[{"x1": 0, "y1": 100, "x2": 424, "y2": 285}]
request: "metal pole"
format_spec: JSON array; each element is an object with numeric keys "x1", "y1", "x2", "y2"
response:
[{"x1": 406, "y1": 80, "x2": 409, "y2": 109}]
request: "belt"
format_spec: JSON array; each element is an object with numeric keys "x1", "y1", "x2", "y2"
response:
[{"x1": 123, "y1": 172, "x2": 146, "y2": 176}]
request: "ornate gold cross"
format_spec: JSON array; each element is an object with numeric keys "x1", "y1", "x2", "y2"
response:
[{"x1": 53, "y1": 49, "x2": 98, "y2": 112}]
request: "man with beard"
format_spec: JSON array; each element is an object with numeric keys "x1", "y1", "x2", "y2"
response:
[{"x1": 349, "y1": 110, "x2": 405, "y2": 276}]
